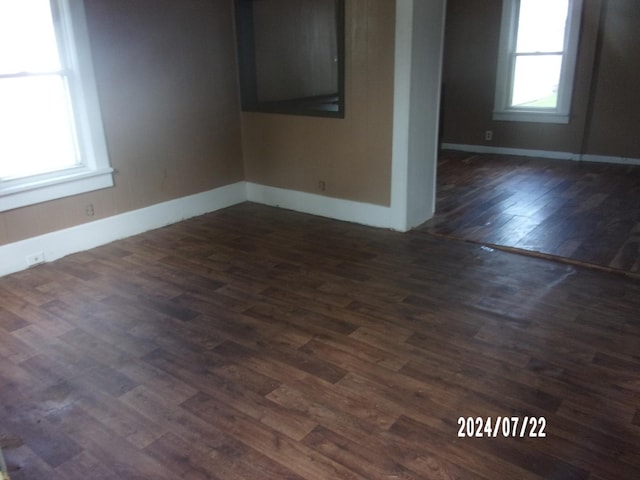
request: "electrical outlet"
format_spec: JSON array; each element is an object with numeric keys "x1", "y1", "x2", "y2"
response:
[
  {"x1": 85, "y1": 203, "x2": 95, "y2": 216},
  {"x1": 485, "y1": 130, "x2": 493, "y2": 141},
  {"x1": 318, "y1": 180, "x2": 326, "y2": 192},
  {"x1": 26, "y1": 252, "x2": 45, "y2": 267}
]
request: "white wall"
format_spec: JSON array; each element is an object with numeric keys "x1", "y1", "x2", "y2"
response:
[{"x1": 391, "y1": 0, "x2": 447, "y2": 231}]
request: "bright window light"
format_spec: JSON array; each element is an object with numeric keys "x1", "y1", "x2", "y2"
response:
[
  {"x1": 493, "y1": 0, "x2": 583, "y2": 123},
  {"x1": 0, "y1": 0, "x2": 113, "y2": 211},
  {"x1": 0, "y1": 76, "x2": 79, "y2": 179},
  {"x1": 0, "y1": 0, "x2": 61, "y2": 73},
  {"x1": 512, "y1": 55, "x2": 563, "y2": 108},
  {"x1": 511, "y1": 0, "x2": 568, "y2": 108},
  {"x1": 0, "y1": 0, "x2": 79, "y2": 181}
]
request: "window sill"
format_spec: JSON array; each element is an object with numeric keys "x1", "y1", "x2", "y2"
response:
[
  {"x1": 493, "y1": 110, "x2": 570, "y2": 124},
  {"x1": 0, "y1": 167, "x2": 114, "y2": 212}
]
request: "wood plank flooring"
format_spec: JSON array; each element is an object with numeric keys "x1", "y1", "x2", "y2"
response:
[
  {"x1": 1, "y1": 202, "x2": 639, "y2": 479},
  {"x1": 425, "y1": 151, "x2": 640, "y2": 274}
]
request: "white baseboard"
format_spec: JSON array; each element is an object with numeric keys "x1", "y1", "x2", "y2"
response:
[
  {"x1": 246, "y1": 183, "x2": 395, "y2": 230},
  {"x1": 1, "y1": 181, "x2": 401, "y2": 277},
  {"x1": 579, "y1": 154, "x2": 640, "y2": 166},
  {"x1": 442, "y1": 143, "x2": 578, "y2": 160},
  {"x1": 442, "y1": 143, "x2": 640, "y2": 166},
  {"x1": 0, "y1": 182, "x2": 246, "y2": 277}
]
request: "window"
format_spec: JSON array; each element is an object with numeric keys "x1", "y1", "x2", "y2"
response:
[
  {"x1": 234, "y1": 0, "x2": 345, "y2": 118},
  {"x1": 493, "y1": 0, "x2": 583, "y2": 123},
  {"x1": 0, "y1": 0, "x2": 112, "y2": 212}
]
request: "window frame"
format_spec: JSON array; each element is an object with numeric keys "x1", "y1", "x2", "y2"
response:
[
  {"x1": 493, "y1": 0, "x2": 583, "y2": 124},
  {"x1": 0, "y1": 0, "x2": 113, "y2": 212}
]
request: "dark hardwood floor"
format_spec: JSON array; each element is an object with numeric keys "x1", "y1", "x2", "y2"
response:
[
  {"x1": 425, "y1": 151, "x2": 640, "y2": 275},
  {"x1": 1, "y1": 202, "x2": 639, "y2": 479}
]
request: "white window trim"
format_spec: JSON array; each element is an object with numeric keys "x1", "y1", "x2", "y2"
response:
[
  {"x1": 493, "y1": 0, "x2": 583, "y2": 124},
  {"x1": 0, "y1": 0, "x2": 113, "y2": 212}
]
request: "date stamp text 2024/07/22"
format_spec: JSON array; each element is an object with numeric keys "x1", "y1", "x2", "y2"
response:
[{"x1": 457, "y1": 416, "x2": 547, "y2": 438}]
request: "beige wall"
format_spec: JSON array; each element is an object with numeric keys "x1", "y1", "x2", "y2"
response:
[
  {"x1": 241, "y1": 0, "x2": 396, "y2": 206},
  {"x1": 1, "y1": 0, "x2": 398, "y2": 249},
  {"x1": 0, "y1": 0, "x2": 244, "y2": 247},
  {"x1": 442, "y1": 0, "x2": 640, "y2": 158}
]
